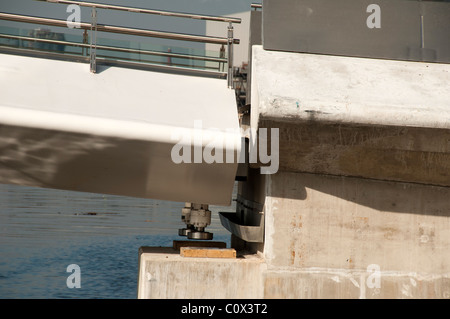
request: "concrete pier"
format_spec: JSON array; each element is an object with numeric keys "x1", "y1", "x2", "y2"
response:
[
  {"x1": 245, "y1": 46, "x2": 450, "y2": 298},
  {"x1": 137, "y1": 247, "x2": 265, "y2": 299},
  {"x1": 138, "y1": 45, "x2": 450, "y2": 299},
  {"x1": 259, "y1": 172, "x2": 450, "y2": 298}
]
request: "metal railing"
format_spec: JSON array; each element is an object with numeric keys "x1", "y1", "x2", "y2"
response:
[
  {"x1": 0, "y1": 1, "x2": 241, "y2": 87},
  {"x1": 0, "y1": 34, "x2": 226, "y2": 63},
  {"x1": 251, "y1": 3, "x2": 263, "y2": 10},
  {"x1": 42, "y1": 0, "x2": 242, "y2": 24},
  {"x1": 0, "y1": 12, "x2": 238, "y2": 45}
]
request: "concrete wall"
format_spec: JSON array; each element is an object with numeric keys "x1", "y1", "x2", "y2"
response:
[
  {"x1": 138, "y1": 168, "x2": 450, "y2": 299},
  {"x1": 238, "y1": 45, "x2": 450, "y2": 298},
  {"x1": 138, "y1": 247, "x2": 266, "y2": 299},
  {"x1": 227, "y1": 164, "x2": 450, "y2": 298},
  {"x1": 262, "y1": 171, "x2": 450, "y2": 298}
]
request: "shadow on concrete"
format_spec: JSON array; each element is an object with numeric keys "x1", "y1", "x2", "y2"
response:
[{"x1": 269, "y1": 171, "x2": 450, "y2": 217}]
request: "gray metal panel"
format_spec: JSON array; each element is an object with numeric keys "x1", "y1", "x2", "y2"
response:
[
  {"x1": 246, "y1": 9, "x2": 262, "y2": 105},
  {"x1": 249, "y1": 10, "x2": 263, "y2": 53},
  {"x1": 262, "y1": 0, "x2": 450, "y2": 63},
  {"x1": 421, "y1": 1, "x2": 450, "y2": 63}
]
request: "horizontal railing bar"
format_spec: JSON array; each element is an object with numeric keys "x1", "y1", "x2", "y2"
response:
[
  {"x1": 0, "y1": 12, "x2": 240, "y2": 45},
  {"x1": 0, "y1": 12, "x2": 90, "y2": 29},
  {"x1": 100, "y1": 46, "x2": 227, "y2": 63},
  {"x1": 0, "y1": 34, "x2": 228, "y2": 63},
  {"x1": 0, "y1": 45, "x2": 90, "y2": 62},
  {"x1": 95, "y1": 54, "x2": 222, "y2": 71},
  {"x1": 0, "y1": 46, "x2": 227, "y2": 78},
  {"x1": 0, "y1": 33, "x2": 87, "y2": 47},
  {"x1": 99, "y1": 24, "x2": 239, "y2": 45},
  {"x1": 41, "y1": 0, "x2": 242, "y2": 24},
  {"x1": 251, "y1": 4, "x2": 262, "y2": 9},
  {"x1": 95, "y1": 57, "x2": 228, "y2": 78}
]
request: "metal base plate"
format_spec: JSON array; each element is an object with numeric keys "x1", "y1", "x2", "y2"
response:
[{"x1": 187, "y1": 231, "x2": 213, "y2": 240}]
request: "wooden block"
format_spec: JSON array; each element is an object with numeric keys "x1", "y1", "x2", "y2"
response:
[
  {"x1": 180, "y1": 247, "x2": 236, "y2": 259},
  {"x1": 173, "y1": 240, "x2": 226, "y2": 250}
]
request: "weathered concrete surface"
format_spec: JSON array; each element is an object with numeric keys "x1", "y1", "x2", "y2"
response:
[
  {"x1": 138, "y1": 247, "x2": 265, "y2": 299},
  {"x1": 264, "y1": 172, "x2": 450, "y2": 272},
  {"x1": 263, "y1": 269, "x2": 450, "y2": 299},
  {"x1": 234, "y1": 47, "x2": 450, "y2": 298},
  {"x1": 250, "y1": 45, "x2": 450, "y2": 186},
  {"x1": 261, "y1": 172, "x2": 450, "y2": 298},
  {"x1": 259, "y1": 119, "x2": 450, "y2": 187},
  {"x1": 250, "y1": 45, "x2": 450, "y2": 130}
]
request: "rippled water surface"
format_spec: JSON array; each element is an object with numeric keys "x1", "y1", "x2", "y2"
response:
[{"x1": 0, "y1": 183, "x2": 233, "y2": 299}]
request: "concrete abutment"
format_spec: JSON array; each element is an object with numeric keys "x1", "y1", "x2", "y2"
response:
[{"x1": 138, "y1": 47, "x2": 450, "y2": 299}]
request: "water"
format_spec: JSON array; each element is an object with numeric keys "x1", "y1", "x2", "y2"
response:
[{"x1": 0, "y1": 183, "x2": 234, "y2": 299}]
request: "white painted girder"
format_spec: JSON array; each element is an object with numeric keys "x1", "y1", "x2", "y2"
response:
[{"x1": 0, "y1": 53, "x2": 240, "y2": 205}]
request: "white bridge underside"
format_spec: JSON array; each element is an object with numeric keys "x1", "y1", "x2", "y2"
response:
[{"x1": 0, "y1": 53, "x2": 240, "y2": 205}]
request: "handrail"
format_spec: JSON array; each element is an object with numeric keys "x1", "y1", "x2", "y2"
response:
[
  {"x1": 0, "y1": 12, "x2": 240, "y2": 45},
  {"x1": 0, "y1": 2, "x2": 239, "y2": 87},
  {"x1": 0, "y1": 12, "x2": 89, "y2": 29},
  {"x1": 0, "y1": 45, "x2": 228, "y2": 78},
  {"x1": 40, "y1": 0, "x2": 242, "y2": 24},
  {"x1": 0, "y1": 34, "x2": 228, "y2": 63},
  {"x1": 251, "y1": 4, "x2": 263, "y2": 9}
]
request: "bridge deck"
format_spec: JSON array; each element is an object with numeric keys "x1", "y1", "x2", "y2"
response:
[{"x1": 0, "y1": 53, "x2": 240, "y2": 205}]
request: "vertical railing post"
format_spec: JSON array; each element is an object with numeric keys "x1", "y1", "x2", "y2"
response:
[
  {"x1": 227, "y1": 22, "x2": 234, "y2": 88},
  {"x1": 90, "y1": 7, "x2": 97, "y2": 73},
  {"x1": 82, "y1": 29, "x2": 88, "y2": 56}
]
